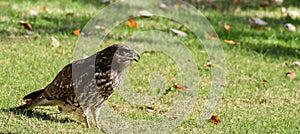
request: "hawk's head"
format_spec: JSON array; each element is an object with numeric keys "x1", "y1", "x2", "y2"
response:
[
  {"x1": 112, "y1": 44, "x2": 139, "y2": 72},
  {"x1": 96, "y1": 44, "x2": 139, "y2": 74},
  {"x1": 113, "y1": 44, "x2": 140, "y2": 63}
]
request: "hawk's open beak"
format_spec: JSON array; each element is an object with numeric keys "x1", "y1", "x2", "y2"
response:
[{"x1": 133, "y1": 53, "x2": 140, "y2": 62}]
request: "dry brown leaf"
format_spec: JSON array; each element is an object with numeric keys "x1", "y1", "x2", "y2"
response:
[
  {"x1": 18, "y1": 21, "x2": 32, "y2": 30},
  {"x1": 73, "y1": 29, "x2": 81, "y2": 36},
  {"x1": 224, "y1": 23, "x2": 231, "y2": 31},
  {"x1": 126, "y1": 18, "x2": 138, "y2": 28},
  {"x1": 173, "y1": 83, "x2": 189, "y2": 91},
  {"x1": 125, "y1": 21, "x2": 132, "y2": 27},
  {"x1": 203, "y1": 62, "x2": 223, "y2": 70},
  {"x1": 208, "y1": 115, "x2": 221, "y2": 124},
  {"x1": 224, "y1": 40, "x2": 240, "y2": 45},
  {"x1": 129, "y1": 18, "x2": 138, "y2": 28}
]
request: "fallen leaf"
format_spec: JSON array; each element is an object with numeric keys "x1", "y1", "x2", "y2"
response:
[
  {"x1": 205, "y1": 33, "x2": 219, "y2": 40},
  {"x1": 284, "y1": 23, "x2": 296, "y2": 32},
  {"x1": 224, "y1": 40, "x2": 240, "y2": 45},
  {"x1": 204, "y1": 62, "x2": 218, "y2": 67},
  {"x1": 51, "y1": 36, "x2": 60, "y2": 47},
  {"x1": 94, "y1": 25, "x2": 106, "y2": 31},
  {"x1": 203, "y1": 62, "x2": 223, "y2": 70},
  {"x1": 170, "y1": 28, "x2": 188, "y2": 37},
  {"x1": 125, "y1": 21, "x2": 132, "y2": 28},
  {"x1": 139, "y1": 10, "x2": 153, "y2": 17},
  {"x1": 286, "y1": 70, "x2": 296, "y2": 79},
  {"x1": 129, "y1": 18, "x2": 138, "y2": 28},
  {"x1": 18, "y1": 21, "x2": 32, "y2": 30},
  {"x1": 173, "y1": 83, "x2": 189, "y2": 91},
  {"x1": 249, "y1": 17, "x2": 268, "y2": 26},
  {"x1": 224, "y1": 23, "x2": 231, "y2": 31},
  {"x1": 208, "y1": 115, "x2": 221, "y2": 124},
  {"x1": 73, "y1": 29, "x2": 81, "y2": 36},
  {"x1": 126, "y1": 18, "x2": 138, "y2": 28}
]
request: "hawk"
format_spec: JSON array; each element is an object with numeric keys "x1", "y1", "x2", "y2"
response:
[{"x1": 17, "y1": 44, "x2": 140, "y2": 129}]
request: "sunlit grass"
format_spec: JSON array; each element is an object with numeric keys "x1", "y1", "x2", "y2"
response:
[{"x1": 0, "y1": 0, "x2": 299, "y2": 133}]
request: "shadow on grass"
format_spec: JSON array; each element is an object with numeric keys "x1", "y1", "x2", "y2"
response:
[
  {"x1": 186, "y1": 0, "x2": 300, "y2": 11},
  {"x1": 0, "y1": 107, "x2": 77, "y2": 123},
  {"x1": 0, "y1": 0, "x2": 298, "y2": 60},
  {"x1": 243, "y1": 41, "x2": 299, "y2": 58},
  {"x1": 205, "y1": 13, "x2": 300, "y2": 59}
]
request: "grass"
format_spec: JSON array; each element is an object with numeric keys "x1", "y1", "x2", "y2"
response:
[{"x1": 0, "y1": 0, "x2": 299, "y2": 133}]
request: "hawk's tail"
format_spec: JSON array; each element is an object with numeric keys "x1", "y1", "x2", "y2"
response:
[
  {"x1": 23, "y1": 89, "x2": 45, "y2": 101},
  {"x1": 17, "y1": 89, "x2": 45, "y2": 110}
]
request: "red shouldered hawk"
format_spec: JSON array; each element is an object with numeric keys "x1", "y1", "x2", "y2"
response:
[{"x1": 17, "y1": 44, "x2": 140, "y2": 129}]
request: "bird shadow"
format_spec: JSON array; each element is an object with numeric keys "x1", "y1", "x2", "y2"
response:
[{"x1": 0, "y1": 107, "x2": 77, "y2": 123}]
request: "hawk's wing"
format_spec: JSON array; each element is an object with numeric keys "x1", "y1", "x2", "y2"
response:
[{"x1": 42, "y1": 54, "x2": 97, "y2": 105}]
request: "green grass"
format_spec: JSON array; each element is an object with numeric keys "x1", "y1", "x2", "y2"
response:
[{"x1": 0, "y1": 0, "x2": 299, "y2": 133}]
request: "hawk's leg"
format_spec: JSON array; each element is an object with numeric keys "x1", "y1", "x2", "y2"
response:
[
  {"x1": 83, "y1": 114, "x2": 90, "y2": 128},
  {"x1": 90, "y1": 107, "x2": 101, "y2": 129},
  {"x1": 74, "y1": 108, "x2": 90, "y2": 128}
]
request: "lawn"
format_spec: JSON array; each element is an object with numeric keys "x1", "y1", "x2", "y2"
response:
[{"x1": 0, "y1": 0, "x2": 299, "y2": 133}]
